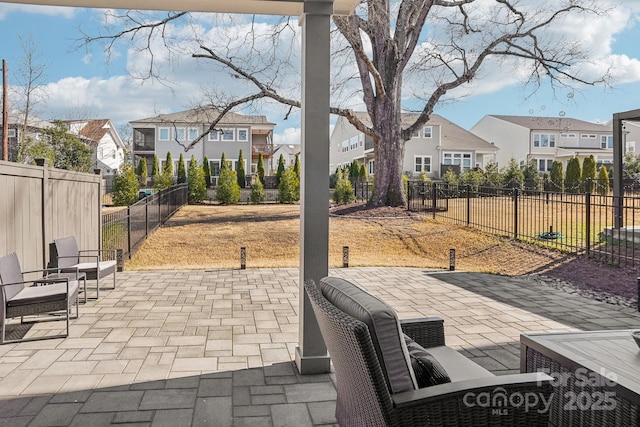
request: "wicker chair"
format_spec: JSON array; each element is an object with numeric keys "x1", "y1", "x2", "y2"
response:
[
  {"x1": 0, "y1": 253, "x2": 80, "y2": 344},
  {"x1": 53, "y1": 236, "x2": 117, "y2": 299},
  {"x1": 305, "y1": 278, "x2": 554, "y2": 427}
]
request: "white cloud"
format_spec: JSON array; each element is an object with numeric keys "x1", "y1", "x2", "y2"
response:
[
  {"x1": 0, "y1": 4, "x2": 75, "y2": 20},
  {"x1": 273, "y1": 127, "x2": 300, "y2": 145}
]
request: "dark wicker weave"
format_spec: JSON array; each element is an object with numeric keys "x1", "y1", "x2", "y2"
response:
[
  {"x1": 525, "y1": 347, "x2": 639, "y2": 427},
  {"x1": 305, "y1": 280, "x2": 553, "y2": 427},
  {"x1": 1, "y1": 253, "x2": 79, "y2": 344}
]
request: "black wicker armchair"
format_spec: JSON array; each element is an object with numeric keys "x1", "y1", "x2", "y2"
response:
[{"x1": 305, "y1": 277, "x2": 553, "y2": 427}]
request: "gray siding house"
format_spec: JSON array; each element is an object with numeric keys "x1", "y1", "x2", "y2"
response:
[
  {"x1": 471, "y1": 115, "x2": 614, "y2": 173},
  {"x1": 330, "y1": 113, "x2": 497, "y2": 178},
  {"x1": 130, "y1": 108, "x2": 275, "y2": 185}
]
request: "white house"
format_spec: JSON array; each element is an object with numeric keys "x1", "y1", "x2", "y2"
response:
[
  {"x1": 271, "y1": 144, "x2": 301, "y2": 172},
  {"x1": 65, "y1": 119, "x2": 127, "y2": 176},
  {"x1": 330, "y1": 112, "x2": 498, "y2": 178},
  {"x1": 471, "y1": 115, "x2": 614, "y2": 173}
]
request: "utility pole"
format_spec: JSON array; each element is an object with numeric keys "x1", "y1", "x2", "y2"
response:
[{"x1": 2, "y1": 60, "x2": 8, "y2": 161}]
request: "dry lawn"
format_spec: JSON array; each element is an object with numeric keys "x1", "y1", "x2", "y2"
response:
[{"x1": 127, "y1": 204, "x2": 567, "y2": 275}]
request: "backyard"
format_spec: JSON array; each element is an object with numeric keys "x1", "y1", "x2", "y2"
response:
[{"x1": 125, "y1": 203, "x2": 640, "y2": 306}]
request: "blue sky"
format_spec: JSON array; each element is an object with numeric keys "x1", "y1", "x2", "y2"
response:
[{"x1": 0, "y1": 2, "x2": 639, "y2": 144}]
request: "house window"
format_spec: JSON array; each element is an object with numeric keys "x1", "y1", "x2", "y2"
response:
[
  {"x1": 627, "y1": 141, "x2": 636, "y2": 153},
  {"x1": 342, "y1": 140, "x2": 349, "y2": 153},
  {"x1": 158, "y1": 127, "x2": 170, "y2": 141},
  {"x1": 581, "y1": 134, "x2": 597, "y2": 139},
  {"x1": 414, "y1": 156, "x2": 431, "y2": 173},
  {"x1": 601, "y1": 135, "x2": 613, "y2": 149},
  {"x1": 368, "y1": 160, "x2": 375, "y2": 175},
  {"x1": 7, "y1": 129, "x2": 16, "y2": 138},
  {"x1": 237, "y1": 128, "x2": 249, "y2": 142},
  {"x1": 412, "y1": 131, "x2": 420, "y2": 138},
  {"x1": 560, "y1": 133, "x2": 577, "y2": 138},
  {"x1": 210, "y1": 160, "x2": 221, "y2": 176},
  {"x1": 170, "y1": 127, "x2": 183, "y2": 141},
  {"x1": 536, "y1": 159, "x2": 553, "y2": 172},
  {"x1": 533, "y1": 133, "x2": 556, "y2": 148},
  {"x1": 423, "y1": 126, "x2": 432, "y2": 138},
  {"x1": 350, "y1": 136, "x2": 358, "y2": 150},
  {"x1": 358, "y1": 133, "x2": 364, "y2": 147},
  {"x1": 443, "y1": 152, "x2": 472, "y2": 171},
  {"x1": 188, "y1": 127, "x2": 199, "y2": 141},
  {"x1": 222, "y1": 129, "x2": 235, "y2": 141},
  {"x1": 208, "y1": 130, "x2": 220, "y2": 141}
]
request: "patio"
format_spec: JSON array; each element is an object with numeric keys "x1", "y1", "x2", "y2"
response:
[{"x1": 1, "y1": 267, "x2": 639, "y2": 426}]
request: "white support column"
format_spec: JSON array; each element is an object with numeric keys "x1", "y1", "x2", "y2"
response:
[{"x1": 295, "y1": 0, "x2": 333, "y2": 375}]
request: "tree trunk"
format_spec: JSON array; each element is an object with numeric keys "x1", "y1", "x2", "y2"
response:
[{"x1": 370, "y1": 97, "x2": 407, "y2": 207}]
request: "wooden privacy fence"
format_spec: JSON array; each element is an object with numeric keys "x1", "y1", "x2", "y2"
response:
[{"x1": 0, "y1": 159, "x2": 102, "y2": 273}]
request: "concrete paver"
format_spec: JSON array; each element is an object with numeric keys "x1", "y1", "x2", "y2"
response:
[{"x1": 0, "y1": 267, "x2": 639, "y2": 426}]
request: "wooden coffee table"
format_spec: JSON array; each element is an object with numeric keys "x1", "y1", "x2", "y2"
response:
[{"x1": 521, "y1": 330, "x2": 640, "y2": 427}]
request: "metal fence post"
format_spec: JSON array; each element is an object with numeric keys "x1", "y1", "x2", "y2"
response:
[
  {"x1": 145, "y1": 198, "x2": 149, "y2": 238},
  {"x1": 466, "y1": 184, "x2": 471, "y2": 226},
  {"x1": 585, "y1": 191, "x2": 591, "y2": 256},
  {"x1": 127, "y1": 206, "x2": 132, "y2": 258},
  {"x1": 432, "y1": 181, "x2": 437, "y2": 219},
  {"x1": 513, "y1": 188, "x2": 519, "y2": 239}
]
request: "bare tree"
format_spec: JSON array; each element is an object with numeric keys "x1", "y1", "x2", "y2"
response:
[
  {"x1": 12, "y1": 32, "x2": 50, "y2": 163},
  {"x1": 82, "y1": 1, "x2": 611, "y2": 206}
]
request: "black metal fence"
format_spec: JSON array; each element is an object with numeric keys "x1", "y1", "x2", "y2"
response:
[
  {"x1": 102, "y1": 184, "x2": 188, "y2": 259},
  {"x1": 407, "y1": 181, "x2": 640, "y2": 268}
]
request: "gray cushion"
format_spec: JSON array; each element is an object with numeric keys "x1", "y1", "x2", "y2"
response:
[
  {"x1": 7, "y1": 280, "x2": 79, "y2": 307},
  {"x1": 318, "y1": 276, "x2": 416, "y2": 393},
  {"x1": 425, "y1": 345, "x2": 494, "y2": 382},
  {"x1": 403, "y1": 335, "x2": 451, "y2": 388},
  {"x1": 0, "y1": 253, "x2": 27, "y2": 302}
]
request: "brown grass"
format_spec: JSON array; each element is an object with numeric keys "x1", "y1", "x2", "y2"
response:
[{"x1": 127, "y1": 204, "x2": 567, "y2": 275}]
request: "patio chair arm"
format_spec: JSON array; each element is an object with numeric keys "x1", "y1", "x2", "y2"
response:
[
  {"x1": 78, "y1": 249, "x2": 117, "y2": 261},
  {"x1": 392, "y1": 372, "x2": 553, "y2": 424},
  {"x1": 400, "y1": 317, "x2": 445, "y2": 348},
  {"x1": 21, "y1": 266, "x2": 67, "y2": 275}
]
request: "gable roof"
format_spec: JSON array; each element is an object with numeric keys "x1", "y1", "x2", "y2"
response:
[
  {"x1": 131, "y1": 107, "x2": 275, "y2": 127},
  {"x1": 339, "y1": 112, "x2": 497, "y2": 153},
  {"x1": 487, "y1": 115, "x2": 610, "y2": 133}
]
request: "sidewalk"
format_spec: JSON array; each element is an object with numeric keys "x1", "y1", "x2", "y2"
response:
[{"x1": 1, "y1": 267, "x2": 639, "y2": 426}]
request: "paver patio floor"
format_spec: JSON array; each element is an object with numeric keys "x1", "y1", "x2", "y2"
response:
[{"x1": 1, "y1": 267, "x2": 639, "y2": 426}]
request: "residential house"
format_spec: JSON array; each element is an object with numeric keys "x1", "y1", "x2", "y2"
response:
[
  {"x1": 623, "y1": 120, "x2": 640, "y2": 156},
  {"x1": 0, "y1": 110, "x2": 52, "y2": 162},
  {"x1": 65, "y1": 119, "x2": 127, "y2": 176},
  {"x1": 330, "y1": 113, "x2": 498, "y2": 179},
  {"x1": 470, "y1": 115, "x2": 613, "y2": 174},
  {"x1": 271, "y1": 144, "x2": 301, "y2": 172},
  {"x1": 130, "y1": 107, "x2": 275, "y2": 185}
]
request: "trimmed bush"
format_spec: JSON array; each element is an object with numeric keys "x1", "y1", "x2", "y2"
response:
[
  {"x1": 257, "y1": 153, "x2": 265, "y2": 185},
  {"x1": 154, "y1": 171, "x2": 173, "y2": 190},
  {"x1": 596, "y1": 165, "x2": 610, "y2": 196},
  {"x1": 482, "y1": 160, "x2": 502, "y2": 188},
  {"x1": 550, "y1": 161, "x2": 564, "y2": 192},
  {"x1": 333, "y1": 169, "x2": 355, "y2": 204},
  {"x1": 278, "y1": 167, "x2": 299, "y2": 203},
  {"x1": 203, "y1": 156, "x2": 211, "y2": 187},
  {"x1": 151, "y1": 155, "x2": 160, "y2": 186},
  {"x1": 441, "y1": 167, "x2": 458, "y2": 185},
  {"x1": 187, "y1": 155, "x2": 207, "y2": 203},
  {"x1": 136, "y1": 157, "x2": 148, "y2": 187},
  {"x1": 276, "y1": 154, "x2": 286, "y2": 185},
  {"x1": 164, "y1": 152, "x2": 174, "y2": 176},
  {"x1": 112, "y1": 165, "x2": 139, "y2": 206},
  {"x1": 565, "y1": 157, "x2": 581, "y2": 193},
  {"x1": 523, "y1": 160, "x2": 541, "y2": 192},
  {"x1": 502, "y1": 158, "x2": 524, "y2": 189},
  {"x1": 293, "y1": 154, "x2": 301, "y2": 181},
  {"x1": 237, "y1": 150, "x2": 246, "y2": 188},
  {"x1": 250, "y1": 178, "x2": 266, "y2": 203},
  {"x1": 216, "y1": 167, "x2": 241, "y2": 204},
  {"x1": 177, "y1": 153, "x2": 187, "y2": 184},
  {"x1": 582, "y1": 155, "x2": 596, "y2": 193}
]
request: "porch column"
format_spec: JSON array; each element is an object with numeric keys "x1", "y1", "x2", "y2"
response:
[{"x1": 295, "y1": 0, "x2": 332, "y2": 375}]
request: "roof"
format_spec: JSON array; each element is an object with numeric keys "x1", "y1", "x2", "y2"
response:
[
  {"x1": 341, "y1": 112, "x2": 498, "y2": 153},
  {"x1": 131, "y1": 107, "x2": 276, "y2": 127},
  {"x1": 487, "y1": 115, "x2": 611, "y2": 133},
  {"x1": 274, "y1": 144, "x2": 301, "y2": 156}
]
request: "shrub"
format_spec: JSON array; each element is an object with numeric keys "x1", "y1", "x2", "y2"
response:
[
  {"x1": 187, "y1": 155, "x2": 207, "y2": 203},
  {"x1": 550, "y1": 161, "x2": 564, "y2": 192},
  {"x1": 596, "y1": 165, "x2": 610, "y2": 196},
  {"x1": 293, "y1": 154, "x2": 301, "y2": 181},
  {"x1": 177, "y1": 153, "x2": 186, "y2": 184},
  {"x1": 276, "y1": 154, "x2": 286, "y2": 184},
  {"x1": 417, "y1": 170, "x2": 431, "y2": 183},
  {"x1": 136, "y1": 157, "x2": 148, "y2": 187},
  {"x1": 112, "y1": 165, "x2": 139, "y2": 206},
  {"x1": 359, "y1": 163, "x2": 368, "y2": 182},
  {"x1": 221, "y1": 152, "x2": 229, "y2": 170},
  {"x1": 237, "y1": 150, "x2": 246, "y2": 188},
  {"x1": 333, "y1": 170, "x2": 355, "y2": 204},
  {"x1": 164, "y1": 151, "x2": 174, "y2": 176},
  {"x1": 459, "y1": 169, "x2": 482, "y2": 194},
  {"x1": 154, "y1": 170, "x2": 173, "y2": 190},
  {"x1": 482, "y1": 160, "x2": 502, "y2": 188},
  {"x1": 151, "y1": 155, "x2": 160, "y2": 186},
  {"x1": 250, "y1": 178, "x2": 266, "y2": 203},
  {"x1": 203, "y1": 156, "x2": 211, "y2": 187},
  {"x1": 522, "y1": 160, "x2": 541, "y2": 192},
  {"x1": 216, "y1": 167, "x2": 240, "y2": 204},
  {"x1": 582, "y1": 155, "x2": 597, "y2": 193},
  {"x1": 257, "y1": 153, "x2": 265, "y2": 185},
  {"x1": 441, "y1": 167, "x2": 458, "y2": 185},
  {"x1": 502, "y1": 158, "x2": 524, "y2": 189},
  {"x1": 565, "y1": 157, "x2": 581, "y2": 193},
  {"x1": 278, "y1": 167, "x2": 299, "y2": 203}
]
